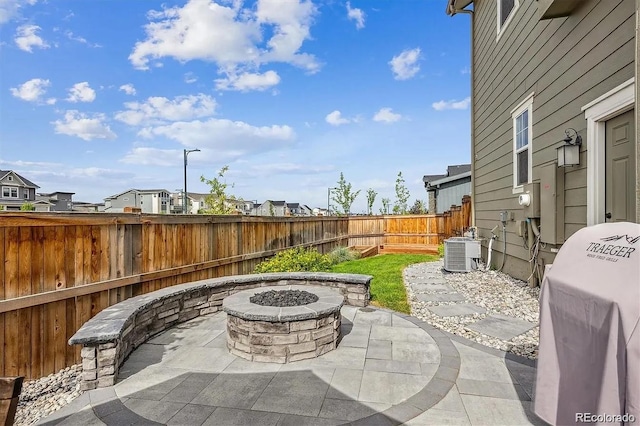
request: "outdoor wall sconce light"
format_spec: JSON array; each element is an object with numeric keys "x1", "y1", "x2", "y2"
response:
[{"x1": 556, "y1": 128, "x2": 582, "y2": 167}]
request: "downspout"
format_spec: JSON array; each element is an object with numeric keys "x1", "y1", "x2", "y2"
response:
[{"x1": 447, "y1": 2, "x2": 475, "y2": 228}]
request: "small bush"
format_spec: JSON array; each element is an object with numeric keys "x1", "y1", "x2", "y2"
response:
[
  {"x1": 438, "y1": 243, "x2": 444, "y2": 258},
  {"x1": 20, "y1": 202, "x2": 36, "y2": 211},
  {"x1": 327, "y1": 246, "x2": 361, "y2": 265},
  {"x1": 254, "y1": 247, "x2": 332, "y2": 273}
]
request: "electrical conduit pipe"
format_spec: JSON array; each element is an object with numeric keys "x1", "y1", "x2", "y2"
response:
[{"x1": 486, "y1": 225, "x2": 499, "y2": 271}]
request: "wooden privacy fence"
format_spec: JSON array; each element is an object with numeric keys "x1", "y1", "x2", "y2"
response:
[
  {"x1": 348, "y1": 195, "x2": 471, "y2": 248},
  {"x1": 0, "y1": 214, "x2": 348, "y2": 380},
  {"x1": 0, "y1": 196, "x2": 470, "y2": 380}
]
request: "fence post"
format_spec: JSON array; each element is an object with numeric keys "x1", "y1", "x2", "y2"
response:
[{"x1": 0, "y1": 377, "x2": 23, "y2": 426}]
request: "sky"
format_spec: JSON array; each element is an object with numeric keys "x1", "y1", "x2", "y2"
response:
[{"x1": 0, "y1": 0, "x2": 471, "y2": 213}]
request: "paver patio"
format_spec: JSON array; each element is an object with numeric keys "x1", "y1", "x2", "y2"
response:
[{"x1": 38, "y1": 305, "x2": 545, "y2": 425}]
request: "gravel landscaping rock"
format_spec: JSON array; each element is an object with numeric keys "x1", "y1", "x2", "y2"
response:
[
  {"x1": 13, "y1": 364, "x2": 83, "y2": 426},
  {"x1": 405, "y1": 259, "x2": 540, "y2": 359}
]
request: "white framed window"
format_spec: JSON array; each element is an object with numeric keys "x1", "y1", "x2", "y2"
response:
[
  {"x1": 511, "y1": 93, "x2": 534, "y2": 190},
  {"x1": 7, "y1": 176, "x2": 13, "y2": 181},
  {"x1": 2, "y1": 187, "x2": 18, "y2": 198},
  {"x1": 23, "y1": 189, "x2": 29, "y2": 199},
  {"x1": 497, "y1": 0, "x2": 519, "y2": 39}
]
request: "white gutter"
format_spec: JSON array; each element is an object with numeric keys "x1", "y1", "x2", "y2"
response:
[{"x1": 446, "y1": 0, "x2": 475, "y2": 227}]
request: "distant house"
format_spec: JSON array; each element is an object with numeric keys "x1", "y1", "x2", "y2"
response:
[
  {"x1": 313, "y1": 207, "x2": 329, "y2": 216},
  {"x1": 237, "y1": 200, "x2": 256, "y2": 215},
  {"x1": 73, "y1": 201, "x2": 105, "y2": 213},
  {"x1": 0, "y1": 170, "x2": 51, "y2": 211},
  {"x1": 37, "y1": 191, "x2": 75, "y2": 212},
  {"x1": 286, "y1": 203, "x2": 313, "y2": 216},
  {"x1": 256, "y1": 200, "x2": 289, "y2": 216},
  {"x1": 288, "y1": 202, "x2": 312, "y2": 216},
  {"x1": 300, "y1": 204, "x2": 313, "y2": 216},
  {"x1": 422, "y1": 164, "x2": 471, "y2": 214},
  {"x1": 171, "y1": 192, "x2": 206, "y2": 214},
  {"x1": 104, "y1": 189, "x2": 172, "y2": 214}
]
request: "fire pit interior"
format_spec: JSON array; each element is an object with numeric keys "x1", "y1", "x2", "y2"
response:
[
  {"x1": 250, "y1": 289, "x2": 319, "y2": 306},
  {"x1": 223, "y1": 285, "x2": 344, "y2": 363}
]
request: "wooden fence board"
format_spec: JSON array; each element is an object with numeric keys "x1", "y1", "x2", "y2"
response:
[
  {"x1": 0, "y1": 313, "x2": 4, "y2": 376},
  {"x1": 0, "y1": 204, "x2": 470, "y2": 378},
  {"x1": 4, "y1": 311, "x2": 18, "y2": 376}
]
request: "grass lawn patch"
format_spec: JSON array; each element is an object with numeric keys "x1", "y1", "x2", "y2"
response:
[{"x1": 331, "y1": 254, "x2": 437, "y2": 314}]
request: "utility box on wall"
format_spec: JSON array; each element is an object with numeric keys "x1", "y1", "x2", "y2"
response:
[
  {"x1": 540, "y1": 163, "x2": 565, "y2": 244},
  {"x1": 520, "y1": 183, "x2": 540, "y2": 218}
]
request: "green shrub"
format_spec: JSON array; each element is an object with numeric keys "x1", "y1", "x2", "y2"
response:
[
  {"x1": 20, "y1": 202, "x2": 35, "y2": 211},
  {"x1": 437, "y1": 243, "x2": 444, "y2": 258},
  {"x1": 254, "y1": 247, "x2": 332, "y2": 273},
  {"x1": 327, "y1": 246, "x2": 361, "y2": 265}
]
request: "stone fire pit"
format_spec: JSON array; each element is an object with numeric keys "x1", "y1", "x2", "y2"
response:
[{"x1": 223, "y1": 285, "x2": 344, "y2": 363}]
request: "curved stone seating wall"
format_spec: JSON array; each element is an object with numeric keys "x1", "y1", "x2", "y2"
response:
[{"x1": 68, "y1": 273, "x2": 371, "y2": 390}]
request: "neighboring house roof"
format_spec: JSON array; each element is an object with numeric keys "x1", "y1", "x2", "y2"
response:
[
  {"x1": 38, "y1": 191, "x2": 75, "y2": 196},
  {"x1": 287, "y1": 203, "x2": 300, "y2": 209},
  {"x1": 422, "y1": 174, "x2": 447, "y2": 184},
  {"x1": 427, "y1": 171, "x2": 471, "y2": 188},
  {"x1": 0, "y1": 170, "x2": 40, "y2": 188},
  {"x1": 137, "y1": 189, "x2": 171, "y2": 194},
  {"x1": 105, "y1": 189, "x2": 139, "y2": 200},
  {"x1": 270, "y1": 201, "x2": 286, "y2": 207},
  {"x1": 447, "y1": 164, "x2": 471, "y2": 176},
  {"x1": 105, "y1": 188, "x2": 170, "y2": 200},
  {"x1": 74, "y1": 201, "x2": 104, "y2": 206},
  {"x1": 446, "y1": 0, "x2": 473, "y2": 15},
  {"x1": 423, "y1": 163, "x2": 471, "y2": 186},
  {"x1": 0, "y1": 199, "x2": 52, "y2": 207}
]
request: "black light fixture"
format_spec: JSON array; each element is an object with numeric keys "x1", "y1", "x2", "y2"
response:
[{"x1": 556, "y1": 128, "x2": 582, "y2": 167}]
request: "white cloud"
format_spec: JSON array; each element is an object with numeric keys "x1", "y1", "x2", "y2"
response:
[
  {"x1": 115, "y1": 93, "x2": 217, "y2": 126},
  {"x1": 432, "y1": 96, "x2": 471, "y2": 111},
  {"x1": 460, "y1": 66, "x2": 470, "y2": 75},
  {"x1": 346, "y1": 2, "x2": 365, "y2": 30},
  {"x1": 0, "y1": 0, "x2": 37, "y2": 25},
  {"x1": 66, "y1": 82, "x2": 96, "y2": 103},
  {"x1": 254, "y1": 0, "x2": 319, "y2": 72},
  {"x1": 215, "y1": 70, "x2": 280, "y2": 92},
  {"x1": 120, "y1": 148, "x2": 182, "y2": 166},
  {"x1": 118, "y1": 84, "x2": 136, "y2": 96},
  {"x1": 64, "y1": 30, "x2": 101, "y2": 48},
  {"x1": 9, "y1": 78, "x2": 53, "y2": 103},
  {"x1": 184, "y1": 72, "x2": 197, "y2": 84},
  {"x1": 133, "y1": 118, "x2": 295, "y2": 163},
  {"x1": 389, "y1": 47, "x2": 421, "y2": 80},
  {"x1": 129, "y1": 0, "x2": 319, "y2": 86},
  {"x1": 373, "y1": 107, "x2": 401, "y2": 123},
  {"x1": 52, "y1": 110, "x2": 116, "y2": 141},
  {"x1": 250, "y1": 162, "x2": 335, "y2": 175},
  {"x1": 0, "y1": 159, "x2": 62, "y2": 168},
  {"x1": 14, "y1": 24, "x2": 49, "y2": 52},
  {"x1": 325, "y1": 110, "x2": 350, "y2": 126}
]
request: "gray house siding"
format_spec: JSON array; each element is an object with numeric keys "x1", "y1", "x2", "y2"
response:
[
  {"x1": 435, "y1": 178, "x2": 471, "y2": 214},
  {"x1": 471, "y1": 0, "x2": 635, "y2": 280},
  {"x1": 105, "y1": 191, "x2": 141, "y2": 212}
]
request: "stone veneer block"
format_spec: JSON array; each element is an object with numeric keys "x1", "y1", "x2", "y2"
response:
[{"x1": 223, "y1": 285, "x2": 344, "y2": 363}]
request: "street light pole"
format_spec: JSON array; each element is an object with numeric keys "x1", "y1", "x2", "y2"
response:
[{"x1": 183, "y1": 148, "x2": 200, "y2": 214}]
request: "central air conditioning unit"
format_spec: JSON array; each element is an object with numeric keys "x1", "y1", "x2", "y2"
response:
[{"x1": 444, "y1": 237, "x2": 481, "y2": 273}]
